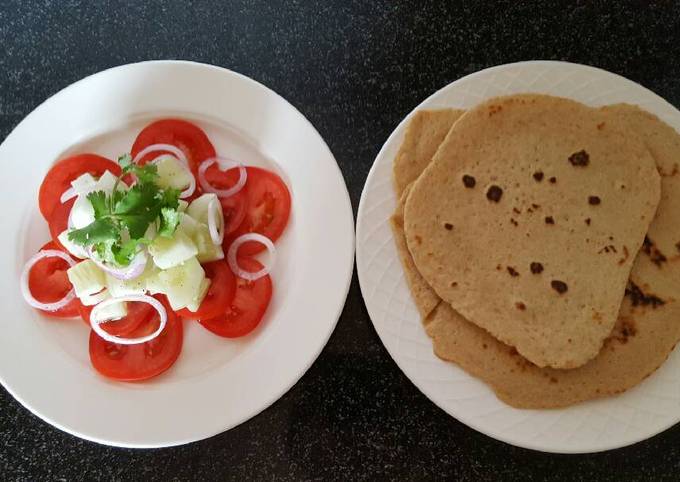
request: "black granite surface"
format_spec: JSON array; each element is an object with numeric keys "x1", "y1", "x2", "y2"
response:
[{"x1": 2, "y1": 1, "x2": 680, "y2": 480}]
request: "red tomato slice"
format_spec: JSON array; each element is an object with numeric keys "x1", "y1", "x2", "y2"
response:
[
  {"x1": 79, "y1": 300, "x2": 156, "y2": 335},
  {"x1": 89, "y1": 297, "x2": 183, "y2": 381},
  {"x1": 199, "y1": 258, "x2": 272, "y2": 338},
  {"x1": 130, "y1": 119, "x2": 216, "y2": 175},
  {"x1": 38, "y1": 154, "x2": 121, "y2": 221},
  {"x1": 176, "y1": 261, "x2": 236, "y2": 321},
  {"x1": 203, "y1": 165, "x2": 249, "y2": 234},
  {"x1": 223, "y1": 167, "x2": 291, "y2": 255},
  {"x1": 28, "y1": 241, "x2": 81, "y2": 318},
  {"x1": 48, "y1": 197, "x2": 75, "y2": 251}
]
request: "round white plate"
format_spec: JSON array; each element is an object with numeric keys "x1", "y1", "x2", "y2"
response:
[
  {"x1": 356, "y1": 61, "x2": 680, "y2": 454},
  {"x1": 0, "y1": 61, "x2": 354, "y2": 448}
]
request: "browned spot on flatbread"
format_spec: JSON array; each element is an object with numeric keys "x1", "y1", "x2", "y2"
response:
[
  {"x1": 568, "y1": 150, "x2": 590, "y2": 167},
  {"x1": 625, "y1": 282, "x2": 665, "y2": 308}
]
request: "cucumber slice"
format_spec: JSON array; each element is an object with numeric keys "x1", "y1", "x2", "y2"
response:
[
  {"x1": 106, "y1": 264, "x2": 158, "y2": 297},
  {"x1": 148, "y1": 257, "x2": 206, "y2": 311},
  {"x1": 178, "y1": 212, "x2": 201, "y2": 238},
  {"x1": 149, "y1": 230, "x2": 198, "y2": 269},
  {"x1": 193, "y1": 223, "x2": 224, "y2": 263},
  {"x1": 155, "y1": 156, "x2": 193, "y2": 191},
  {"x1": 57, "y1": 230, "x2": 88, "y2": 259},
  {"x1": 67, "y1": 259, "x2": 106, "y2": 297},
  {"x1": 185, "y1": 277, "x2": 211, "y2": 313},
  {"x1": 91, "y1": 299, "x2": 128, "y2": 322},
  {"x1": 186, "y1": 193, "x2": 219, "y2": 225}
]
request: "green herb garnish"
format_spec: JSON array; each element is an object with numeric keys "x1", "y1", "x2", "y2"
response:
[{"x1": 68, "y1": 154, "x2": 181, "y2": 266}]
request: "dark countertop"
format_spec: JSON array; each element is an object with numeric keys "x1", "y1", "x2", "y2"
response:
[{"x1": 2, "y1": 1, "x2": 680, "y2": 480}]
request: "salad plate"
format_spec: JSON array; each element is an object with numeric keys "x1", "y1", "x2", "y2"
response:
[{"x1": 0, "y1": 61, "x2": 354, "y2": 447}]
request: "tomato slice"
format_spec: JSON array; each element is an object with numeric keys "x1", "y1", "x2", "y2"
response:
[
  {"x1": 38, "y1": 154, "x2": 121, "y2": 221},
  {"x1": 79, "y1": 300, "x2": 156, "y2": 335},
  {"x1": 223, "y1": 167, "x2": 291, "y2": 255},
  {"x1": 48, "y1": 197, "x2": 75, "y2": 251},
  {"x1": 131, "y1": 119, "x2": 216, "y2": 175},
  {"x1": 28, "y1": 241, "x2": 81, "y2": 318},
  {"x1": 203, "y1": 165, "x2": 249, "y2": 234},
  {"x1": 89, "y1": 297, "x2": 183, "y2": 381},
  {"x1": 199, "y1": 258, "x2": 272, "y2": 338},
  {"x1": 176, "y1": 261, "x2": 236, "y2": 321}
]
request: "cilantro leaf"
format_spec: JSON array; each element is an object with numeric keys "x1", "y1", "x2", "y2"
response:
[
  {"x1": 68, "y1": 219, "x2": 118, "y2": 246},
  {"x1": 158, "y1": 208, "x2": 180, "y2": 238},
  {"x1": 131, "y1": 163, "x2": 158, "y2": 184},
  {"x1": 67, "y1": 152, "x2": 186, "y2": 266},
  {"x1": 87, "y1": 191, "x2": 109, "y2": 219},
  {"x1": 113, "y1": 238, "x2": 150, "y2": 265},
  {"x1": 160, "y1": 187, "x2": 180, "y2": 210},
  {"x1": 118, "y1": 153, "x2": 132, "y2": 169}
]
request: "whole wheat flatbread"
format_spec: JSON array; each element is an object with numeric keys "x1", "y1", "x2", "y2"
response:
[
  {"x1": 393, "y1": 109, "x2": 465, "y2": 195},
  {"x1": 391, "y1": 104, "x2": 680, "y2": 408},
  {"x1": 404, "y1": 94, "x2": 661, "y2": 369}
]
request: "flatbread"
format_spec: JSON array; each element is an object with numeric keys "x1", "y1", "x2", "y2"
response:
[
  {"x1": 390, "y1": 109, "x2": 462, "y2": 319},
  {"x1": 390, "y1": 184, "x2": 441, "y2": 320},
  {"x1": 393, "y1": 109, "x2": 464, "y2": 195},
  {"x1": 391, "y1": 104, "x2": 680, "y2": 408},
  {"x1": 404, "y1": 94, "x2": 661, "y2": 369}
]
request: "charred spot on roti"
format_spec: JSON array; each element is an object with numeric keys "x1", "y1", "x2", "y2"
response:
[
  {"x1": 588, "y1": 195, "x2": 601, "y2": 205},
  {"x1": 510, "y1": 218, "x2": 518, "y2": 227},
  {"x1": 444, "y1": 223, "x2": 454, "y2": 231},
  {"x1": 642, "y1": 236, "x2": 667, "y2": 267},
  {"x1": 507, "y1": 266, "x2": 519, "y2": 277},
  {"x1": 533, "y1": 171, "x2": 544, "y2": 182},
  {"x1": 515, "y1": 301, "x2": 526, "y2": 310},
  {"x1": 462, "y1": 175, "x2": 476, "y2": 188},
  {"x1": 549, "y1": 176, "x2": 557, "y2": 183},
  {"x1": 551, "y1": 280, "x2": 568, "y2": 294},
  {"x1": 530, "y1": 262, "x2": 544, "y2": 274},
  {"x1": 545, "y1": 216, "x2": 555, "y2": 225},
  {"x1": 625, "y1": 282, "x2": 665, "y2": 308},
  {"x1": 585, "y1": 218, "x2": 591, "y2": 226},
  {"x1": 486, "y1": 185, "x2": 503, "y2": 202},
  {"x1": 568, "y1": 150, "x2": 590, "y2": 167}
]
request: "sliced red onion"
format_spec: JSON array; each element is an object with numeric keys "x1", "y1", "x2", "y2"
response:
[
  {"x1": 227, "y1": 233, "x2": 276, "y2": 281},
  {"x1": 208, "y1": 197, "x2": 224, "y2": 245},
  {"x1": 88, "y1": 248, "x2": 148, "y2": 281},
  {"x1": 21, "y1": 249, "x2": 76, "y2": 311},
  {"x1": 132, "y1": 143, "x2": 188, "y2": 166},
  {"x1": 197, "y1": 158, "x2": 247, "y2": 198},
  {"x1": 149, "y1": 154, "x2": 196, "y2": 199},
  {"x1": 60, "y1": 186, "x2": 77, "y2": 203},
  {"x1": 90, "y1": 294, "x2": 167, "y2": 345}
]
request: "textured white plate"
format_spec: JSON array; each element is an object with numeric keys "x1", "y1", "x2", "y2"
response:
[
  {"x1": 356, "y1": 61, "x2": 680, "y2": 453},
  {"x1": 0, "y1": 61, "x2": 354, "y2": 447}
]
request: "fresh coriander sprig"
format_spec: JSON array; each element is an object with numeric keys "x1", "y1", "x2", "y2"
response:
[{"x1": 68, "y1": 154, "x2": 181, "y2": 266}]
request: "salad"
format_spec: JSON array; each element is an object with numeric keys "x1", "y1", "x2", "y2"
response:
[{"x1": 20, "y1": 119, "x2": 291, "y2": 381}]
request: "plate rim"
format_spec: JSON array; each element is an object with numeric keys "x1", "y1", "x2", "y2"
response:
[
  {"x1": 0, "y1": 59, "x2": 355, "y2": 448},
  {"x1": 356, "y1": 59, "x2": 680, "y2": 454}
]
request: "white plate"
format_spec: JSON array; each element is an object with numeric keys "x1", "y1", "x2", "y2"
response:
[
  {"x1": 356, "y1": 61, "x2": 680, "y2": 454},
  {"x1": 0, "y1": 61, "x2": 354, "y2": 448}
]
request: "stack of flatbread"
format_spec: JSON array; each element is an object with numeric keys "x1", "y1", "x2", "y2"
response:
[{"x1": 391, "y1": 94, "x2": 680, "y2": 408}]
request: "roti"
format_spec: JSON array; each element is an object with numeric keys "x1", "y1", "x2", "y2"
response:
[
  {"x1": 391, "y1": 103, "x2": 680, "y2": 408},
  {"x1": 393, "y1": 109, "x2": 464, "y2": 195},
  {"x1": 403, "y1": 94, "x2": 661, "y2": 369}
]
